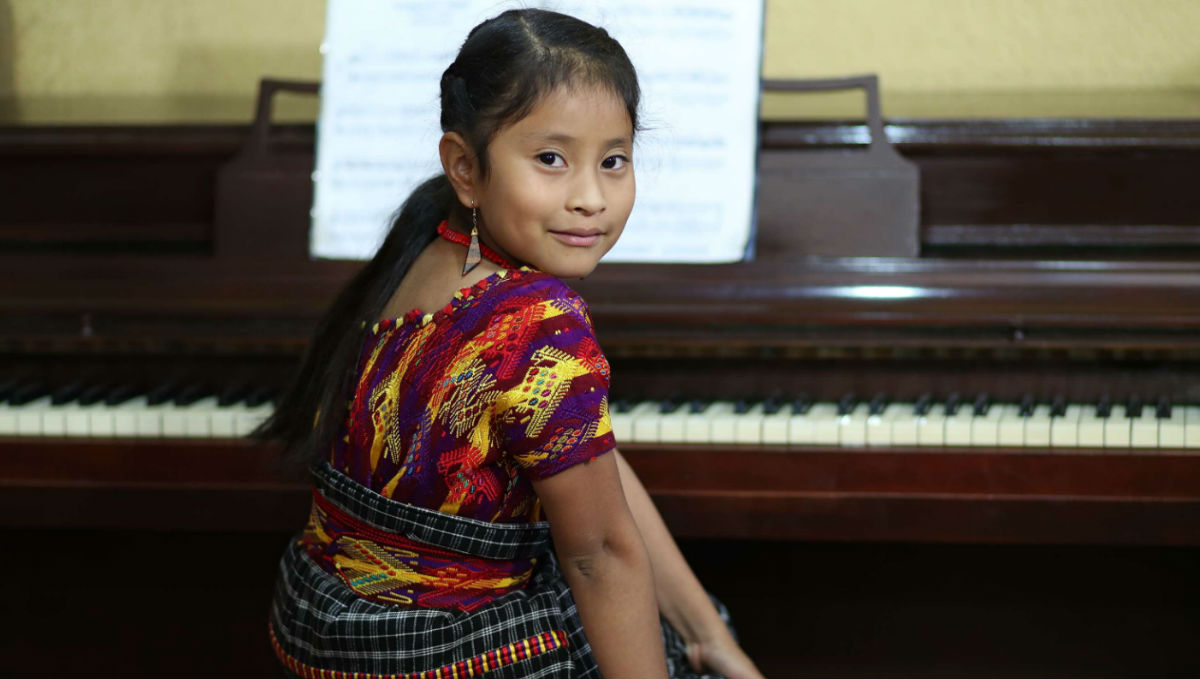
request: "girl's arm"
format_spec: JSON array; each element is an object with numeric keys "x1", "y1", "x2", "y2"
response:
[
  {"x1": 531, "y1": 451, "x2": 668, "y2": 678},
  {"x1": 613, "y1": 449, "x2": 765, "y2": 679}
]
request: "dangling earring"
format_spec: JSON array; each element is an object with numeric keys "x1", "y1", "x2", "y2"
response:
[{"x1": 462, "y1": 200, "x2": 482, "y2": 275}]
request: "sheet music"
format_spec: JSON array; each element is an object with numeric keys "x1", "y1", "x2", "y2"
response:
[{"x1": 312, "y1": 0, "x2": 763, "y2": 263}]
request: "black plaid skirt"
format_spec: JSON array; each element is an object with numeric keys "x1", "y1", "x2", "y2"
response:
[{"x1": 270, "y1": 462, "x2": 738, "y2": 679}]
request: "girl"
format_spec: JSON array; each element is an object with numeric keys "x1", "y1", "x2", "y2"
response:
[{"x1": 258, "y1": 9, "x2": 763, "y2": 679}]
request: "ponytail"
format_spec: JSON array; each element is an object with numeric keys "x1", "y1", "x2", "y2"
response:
[{"x1": 253, "y1": 174, "x2": 455, "y2": 464}]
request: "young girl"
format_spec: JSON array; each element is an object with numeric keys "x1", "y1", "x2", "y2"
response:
[{"x1": 258, "y1": 9, "x2": 763, "y2": 678}]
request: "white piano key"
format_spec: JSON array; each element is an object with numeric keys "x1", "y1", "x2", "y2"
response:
[
  {"x1": 944, "y1": 409, "x2": 973, "y2": 446},
  {"x1": 234, "y1": 404, "x2": 273, "y2": 437},
  {"x1": 889, "y1": 405, "x2": 919, "y2": 446},
  {"x1": 210, "y1": 407, "x2": 239, "y2": 438},
  {"x1": 189, "y1": 396, "x2": 221, "y2": 437},
  {"x1": 971, "y1": 407, "x2": 1002, "y2": 446},
  {"x1": 0, "y1": 404, "x2": 17, "y2": 435},
  {"x1": 13, "y1": 397, "x2": 53, "y2": 436},
  {"x1": 786, "y1": 403, "x2": 818, "y2": 445},
  {"x1": 761, "y1": 406, "x2": 790, "y2": 445},
  {"x1": 1104, "y1": 405, "x2": 1131, "y2": 449},
  {"x1": 42, "y1": 404, "x2": 72, "y2": 437},
  {"x1": 733, "y1": 403, "x2": 766, "y2": 444},
  {"x1": 1077, "y1": 405, "x2": 1105, "y2": 447},
  {"x1": 705, "y1": 402, "x2": 739, "y2": 444},
  {"x1": 1024, "y1": 404, "x2": 1052, "y2": 447},
  {"x1": 1159, "y1": 408, "x2": 1186, "y2": 448},
  {"x1": 1130, "y1": 408, "x2": 1158, "y2": 449},
  {"x1": 915, "y1": 408, "x2": 946, "y2": 446},
  {"x1": 631, "y1": 400, "x2": 663, "y2": 443},
  {"x1": 111, "y1": 397, "x2": 149, "y2": 437},
  {"x1": 805, "y1": 403, "x2": 840, "y2": 445},
  {"x1": 1185, "y1": 406, "x2": 1200, "y2": 449},
  {"x1": 1050, "y1": 405, "x2": 1082, "y2": 449},
  {"x1": 997, "y1": 405, "x2": 1025, "y2": 447},
  {"x1": 65, "y1": 402, "x2": 102, "y2": 437},
  {"x1": 611, "y1": 401, "x2": 653, "y2": 443},
  {"x1": 680, "y1": 401, "x2": 729, "y2": 444},
  {"x1": 839, "y1": 403, "x2": 869, "y2": 448},
  {"x1": 866, "y1": 403, "x2": 904, "y2": 447},
  {"x1": 658, "y1": 406, "x2": 688, "y2": 443},
  {"x1": 88, "y1": 406, "x2": 117, "y2": 437}
]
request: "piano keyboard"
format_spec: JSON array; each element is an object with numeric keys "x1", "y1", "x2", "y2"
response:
[
  {"x1": 610, "y1": 394, "x2": 1200, "y2": 450},
  {"x1": 3, "y1": 382, "x2": 1199, "y2": 450},
  {"x1": 0, "y1": 381, "x2": 275, "y2": 439}
]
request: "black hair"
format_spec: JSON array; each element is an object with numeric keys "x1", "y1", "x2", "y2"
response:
[{"x1": 253, "y1": 9, "x2": 641, "y2": 465}]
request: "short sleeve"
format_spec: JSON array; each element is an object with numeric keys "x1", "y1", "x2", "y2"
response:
[{"x1": 490, "y1": 290, "x2": 615, "y2": 479}]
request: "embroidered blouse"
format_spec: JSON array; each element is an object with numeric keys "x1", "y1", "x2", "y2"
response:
[{"x1": 329, "y1": 266, "x2": 616, "y2": 524}]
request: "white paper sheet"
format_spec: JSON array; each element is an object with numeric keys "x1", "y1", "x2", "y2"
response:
[{"x1": 312, "y1": 0, "x2": 763, "y2": 262}]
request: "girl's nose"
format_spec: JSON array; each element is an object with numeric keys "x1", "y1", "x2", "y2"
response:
[{"x1": 569, "y1": 172, "x2": 606, "y2": 216}]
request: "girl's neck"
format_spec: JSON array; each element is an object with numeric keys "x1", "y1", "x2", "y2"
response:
[{"x1": 445, "y1": 212, "x2": 526, "y2": 271}]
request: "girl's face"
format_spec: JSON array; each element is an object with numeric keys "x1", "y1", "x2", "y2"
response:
[{"x1": 472, "y1": 85, "x2": 635, "y2": 279}]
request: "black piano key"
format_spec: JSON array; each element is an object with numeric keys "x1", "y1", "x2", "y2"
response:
[
  {"x1": 972, "y1": 393, "x2": 991, "y2": 417},
  {"x1": 1096, "y1": 395, "x2": 1112, "y2": 418},
  {"x1": 104, "y1": 384, "x2": 141, "y2": 406},
  {"x1": 0, "y1": 378, "x2": 19, "y2": 402},
  {"x1": 9, "y1": 382, "x2": 48, "y2": 406},
  {"x1": 836, "y1": 392, "x2": 857, "y2": 416},
  {"x1": 733, "y1": 399, "x2": 753, "y2": 415},
  {"x1": 913, "y1": 394, "x2": 933, "y2": 417},
  {"x1": 1127, "y1": 395, "x2": 1144, "y2": 418},
  {"x1": 762, "y1": 395, "x2": 783, "y2": 415},
  {"x1": 146, "y1": 382, "x2": 181, "y2": 406},
  {"x1": 1156, "y1": 396, "x2": 1172, "y2": 419},
  {"x1": 77, "y1": 384, "x2": 112, "y2": 406},
  {"x1": 244, "y1": 385, "x2": 278, "y2": 408},
  {"x1": 218, "y1": 382, "x2": 253, "y2": 407},
  {"x1": 1019, "y1": 394, "x2": 1036, "y2": 417},
  {"x1": 687, "y1": 398, "x2": 711, "y2": 414},
  {"x1": 943, "y1": 392, "x2": 962, "y2": 416},
  {"x1": 1050, "y1": 395, "x2": 1067, "y2": 418},
  {"x1": 172, "y1": 383, "x2": 211, "y2": 407},
  {"x1": 50, "y1": 381, "x2": 85, "y2": 406},
  {"x1": 790, "y1": 394, "x2": 811, "y2": 415},
  {"x1": 657, "y1": 401, "x2": 682, "y2": 414},
  {"x1": 868, "y1": 393, "x2": 888, "y2": 416}
]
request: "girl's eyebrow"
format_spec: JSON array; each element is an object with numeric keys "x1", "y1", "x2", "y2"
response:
[{"x1": 527, "y1": 132, "x2": 631, "y2": 147}]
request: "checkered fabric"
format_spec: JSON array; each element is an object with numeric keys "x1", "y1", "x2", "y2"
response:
[{"x1": 271, "y1": 463, "x2": 738, "y2": 678}]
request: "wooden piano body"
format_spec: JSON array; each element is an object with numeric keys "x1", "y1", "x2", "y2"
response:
[{"x1": 2, "y1": 108, "x2": 1199, "y2": 675}]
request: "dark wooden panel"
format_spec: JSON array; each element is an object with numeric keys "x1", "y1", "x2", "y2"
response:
[{"x1": 4, "y1": 438, "x2": 1198, "y2": 545}]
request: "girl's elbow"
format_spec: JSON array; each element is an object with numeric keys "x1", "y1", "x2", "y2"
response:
[{"x1": 561, "y1": 529, "x2": 649, "y2": 581}]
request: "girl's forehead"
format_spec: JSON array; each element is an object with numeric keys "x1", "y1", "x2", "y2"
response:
[{"x1": 508, "y1": 86, "x2": 633, "y2": 141}]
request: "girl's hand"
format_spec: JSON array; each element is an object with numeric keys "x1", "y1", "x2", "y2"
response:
[{"x1": 686, "y1": 637, "x2": 765, "y2": 679}]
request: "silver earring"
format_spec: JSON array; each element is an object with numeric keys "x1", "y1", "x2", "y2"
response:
[{"x1": 463, "y1": 201, "x2": 481, "y2": 275}]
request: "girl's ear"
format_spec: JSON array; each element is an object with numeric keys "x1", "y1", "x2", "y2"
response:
[{"x1": 439, "y1": 132, "x2": 478, "y2": 208}]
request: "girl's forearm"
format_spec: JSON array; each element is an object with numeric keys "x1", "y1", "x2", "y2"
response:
[
  {"x1": 613, "y1": 449, "x2": 736, "y2": 647},
  {"x1": 558, "y1": 536, "x2": 667, "y2": 678}
]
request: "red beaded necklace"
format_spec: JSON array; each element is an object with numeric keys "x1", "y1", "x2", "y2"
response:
[{"x1": 436, "y1": 220, "x2": 513, "y2": 268}]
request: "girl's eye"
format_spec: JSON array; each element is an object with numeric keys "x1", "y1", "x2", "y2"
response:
[
  {"x1": 537, "y1": 152, "x2": 564, "y2": 167},
  {"x1": 601, "y1": 154, "x2": 630, "y2": 170}
]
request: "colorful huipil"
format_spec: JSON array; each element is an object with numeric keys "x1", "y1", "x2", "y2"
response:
[
  {"x1": 300, "y1": 266, "x2": 616, "y2": 608},
  {"x1": 272, "y1": 265, "x2": 738, "y2": 679}
]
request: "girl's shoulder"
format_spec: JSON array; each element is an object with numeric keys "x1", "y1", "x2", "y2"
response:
[{"x1": 490, "y1": 267, "x2": 593, "y2": 317}]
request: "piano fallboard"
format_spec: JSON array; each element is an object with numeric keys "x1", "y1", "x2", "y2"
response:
[{"x1": 3, "y1": 436, "x2": 1197, "y2": 545}]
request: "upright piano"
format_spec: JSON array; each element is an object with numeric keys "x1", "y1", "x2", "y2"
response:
[{"x1": 2, "y1": 94, "x2": 1199, "y2": 675}]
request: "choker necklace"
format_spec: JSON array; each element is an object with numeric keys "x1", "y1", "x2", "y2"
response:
[{"x1": 436, "y1": 220, "x2": 514, "y2": 269}]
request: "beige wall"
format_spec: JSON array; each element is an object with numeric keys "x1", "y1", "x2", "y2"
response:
[{"x1": 3, "y1": 0, "x2": 1199, "y2": 122}]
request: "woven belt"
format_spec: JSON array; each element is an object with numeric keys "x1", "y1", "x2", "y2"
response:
[{"x1": 300, "y1": 489, "x2": 538, "y2": 612}]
